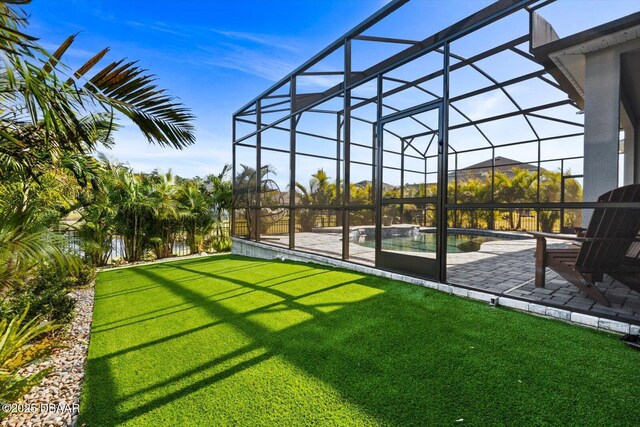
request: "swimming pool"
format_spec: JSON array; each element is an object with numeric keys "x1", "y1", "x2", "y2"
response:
[{"x1": 355, "y1": 233, "x2": 501, "y2": 253}]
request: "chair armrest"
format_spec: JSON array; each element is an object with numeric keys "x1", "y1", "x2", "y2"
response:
[{"x1": 529, "y1": 231, "x2": 640, "y2": 243}]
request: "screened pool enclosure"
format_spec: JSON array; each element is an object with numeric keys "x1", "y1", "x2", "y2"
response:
[{"x1": 232, "y1": 0, "x2": 640, "y2": 320}]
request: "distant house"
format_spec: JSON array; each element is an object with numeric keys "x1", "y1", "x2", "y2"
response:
[
  {"x1": 354, "y1": 180, "x2": 395, "y2": 192},
  {"x1": 353, "y1": 158, "x2": 543, "y2": 190},
  {"x1": 451, "y1": 156, "x2": 544, "y2": 181}
]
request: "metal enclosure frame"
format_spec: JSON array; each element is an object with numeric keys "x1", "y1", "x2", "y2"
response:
[
  {"x1": 376, "y1": 100, "x2": 444, "y2": 278},
  {"x1": 231, "y1": 0, "x2": 639, "y2": 283}
]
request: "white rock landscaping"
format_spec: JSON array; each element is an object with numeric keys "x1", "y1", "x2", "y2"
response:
[{"x1": 1, "y1": 286, "x2": 94, "y2": 427}]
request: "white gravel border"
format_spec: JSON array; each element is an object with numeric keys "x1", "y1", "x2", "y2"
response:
[{"x1": 1, "y1": 286, "x2": 95, "y2": 427}]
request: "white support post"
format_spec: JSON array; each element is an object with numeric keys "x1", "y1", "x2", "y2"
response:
[{"x1": 583, "y1": 48, "x2": 620, "y2": 222}]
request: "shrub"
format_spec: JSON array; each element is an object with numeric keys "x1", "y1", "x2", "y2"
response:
[
  {"x1": 210, "y1": 236, "x2": 232, "y2": 253},
  {"x1": 0, "y1": 258, "x2": 93, "y2": 325},
  {"x1": 68, "y1": 258, "x2": 97, "y2": 288},
  {"x1": 0, "y1": 274, "x2": 75, "y2": 324},
  {"x1": 0, "y1": 307, "x2": 60, "y2": 412}
]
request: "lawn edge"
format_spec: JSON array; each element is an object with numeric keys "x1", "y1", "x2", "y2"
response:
[{"x1": 232, "y1": 237, "x2": 639, "y2": 336}]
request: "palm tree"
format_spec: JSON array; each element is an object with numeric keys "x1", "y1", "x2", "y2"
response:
[
  {"x1": 494, "y1": 168, "x2": 537, "y2": 230},
  {"x1": 538, "y1": 169, "x2": 583, "y2": 232},
  {"x1": 205, "y1": 164, "x2": 233, "y2": 223},
  {"x1": 195, "y1": 165, "x2": 233, "y2": 251},
  {"x1": 295, "y1": 169, "x2": 336, "y2": 231},
  {"x1": 179, "y1": 181, "x2": 211, "y2": 253},
  {"x1": 108, "y1": 167, "x2": 153, "y2": 262},
  {"x1": 0, "y1": 205, "x2": 76, "y2": 293},
  {"x1": 74, "y1": 156, "x2": 116, "y2": 266},
  {"x1": 348, "y1": 182, "x2": 374, "y2": 226},
  {"x1": 452, "y1": 174, "x2": 492, "y2": 229},
  {"x1": 77, "y1": 162, "x2": 233, "y2": 261},
  {"x1": 0, "y1": 1, "x2": 196, "y2": 276},
  {"x1": 147, "y1": 170, "x2": 181, "y2": 259}
]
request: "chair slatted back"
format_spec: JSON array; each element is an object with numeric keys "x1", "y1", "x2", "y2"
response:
[{"x1": 575, "y1": 184, "x2": 640, "y2": 271}]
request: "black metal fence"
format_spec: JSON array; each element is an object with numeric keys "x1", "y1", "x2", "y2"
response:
[{"x1": 59, "y1": 223, "x2": 231, "y2": 265}]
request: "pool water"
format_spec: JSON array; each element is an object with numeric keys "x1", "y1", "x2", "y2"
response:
[{"x1": 356, "y1": 233, "x2": 500, "y2": 253}]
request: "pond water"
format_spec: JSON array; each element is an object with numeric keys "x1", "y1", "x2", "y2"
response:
[{"x1": 355, "y1": 233, "x2": 501, "y2": 253}]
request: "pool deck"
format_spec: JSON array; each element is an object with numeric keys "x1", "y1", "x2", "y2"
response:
[{"x1": 256, "y1": 229, "x2": 640, "y2": 326}]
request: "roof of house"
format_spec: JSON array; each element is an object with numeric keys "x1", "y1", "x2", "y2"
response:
[
  {"x1": 451, "y1": 156, "x2": 543, "y2": 180},
  {"x1": 462, "y1": 156, "x2": 539, "y2": 172}
]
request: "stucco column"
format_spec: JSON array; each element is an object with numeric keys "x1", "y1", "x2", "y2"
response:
[{"x1": 583, "y1": 48, "x2": 620, "y2": 222}]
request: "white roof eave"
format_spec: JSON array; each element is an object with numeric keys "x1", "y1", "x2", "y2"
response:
[{"x1": 548, "y1": 25, "x2": 640, "y2": 100}]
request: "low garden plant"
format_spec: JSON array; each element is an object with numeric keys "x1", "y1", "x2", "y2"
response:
[
  {"x1": 0, "y1": 256, "x2": 95, "y2": 324},
  {"x1": 0, "y1": 307, "x2": 60, "y2": 414}
]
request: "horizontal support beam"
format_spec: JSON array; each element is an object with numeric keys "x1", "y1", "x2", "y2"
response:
[
  {"x1": 353, "y1": 34, "x2": 420, "y2": 45},
  {"x1": 381, "y1": 197, "x2": 438, "y2": 205},
  {"x1": 402, "y1": 99, "x2": 572, "y2": 141},
  {"x1": 300, "y1": 71, "x2": 345, "y2": 76},
  {"x1": 448, "y1": 132, "x2": 583, "y2": 155},
  {"x1": 235, "y1": 201, "x2": 640, "y2": 211},
  {"x1": 447, "y1": 202, "x2": 640, "y2": 209}
]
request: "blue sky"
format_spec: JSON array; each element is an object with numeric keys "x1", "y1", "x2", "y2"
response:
[
  {"x1": 25, "y1": 0, "x2": 639, "y2": 179},
  {"x1": 25, "y1": 0, "x2": 390, "y2": 177}
]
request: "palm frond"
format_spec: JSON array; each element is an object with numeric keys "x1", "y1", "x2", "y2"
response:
[
  {"x1": 0, "y1": 205, "x2": 79, "y2": 290},
  {"x1": 0, "y1": 305, "x2": 60, "y2": 404},
  {"x1": 42, "y1": 33, "x2": 77, "y2": 74},
  {"x1": 81, "y1": 59, "x2": 195, "y2": 149},
  {"x1": 0, "y1": 6, "x2": 195, "y2": 179},
  {"x1": 68, "y1": 47, "x2": 109, "y2": 84},
  {"x1": 0, "y1": 3, "x2": 38, "y2": 56}
]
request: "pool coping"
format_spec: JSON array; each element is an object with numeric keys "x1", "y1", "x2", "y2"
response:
[
  {"x1": 232, "y1": 237, "x2": 639, "y2": 336},
  {"x1": 422, "y1": 227, "x2": 532, "y2": 240}
]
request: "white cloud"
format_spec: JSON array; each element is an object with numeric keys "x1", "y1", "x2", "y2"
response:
[
  {"x1": 464, "y1": 91, "x2": 514, "y2": 121},
  {"x1": 209, "y1": 29, "x2": 300, "y2": 53},
  {"x1": 98, "y1": 124, "x2": 231, "y2": 178},
  {"x1": 201, "y1": 45, "x2": 298, "y2": 82}
]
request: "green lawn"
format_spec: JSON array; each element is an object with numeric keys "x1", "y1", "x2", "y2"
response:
[{"x1": 81, "y1": 255, "x2": 640, "y2": 426}]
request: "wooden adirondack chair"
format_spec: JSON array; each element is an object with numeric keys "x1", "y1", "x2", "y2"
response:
[{"x1": 530, "y1": 183, "x2": 640, "y2": 306}]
